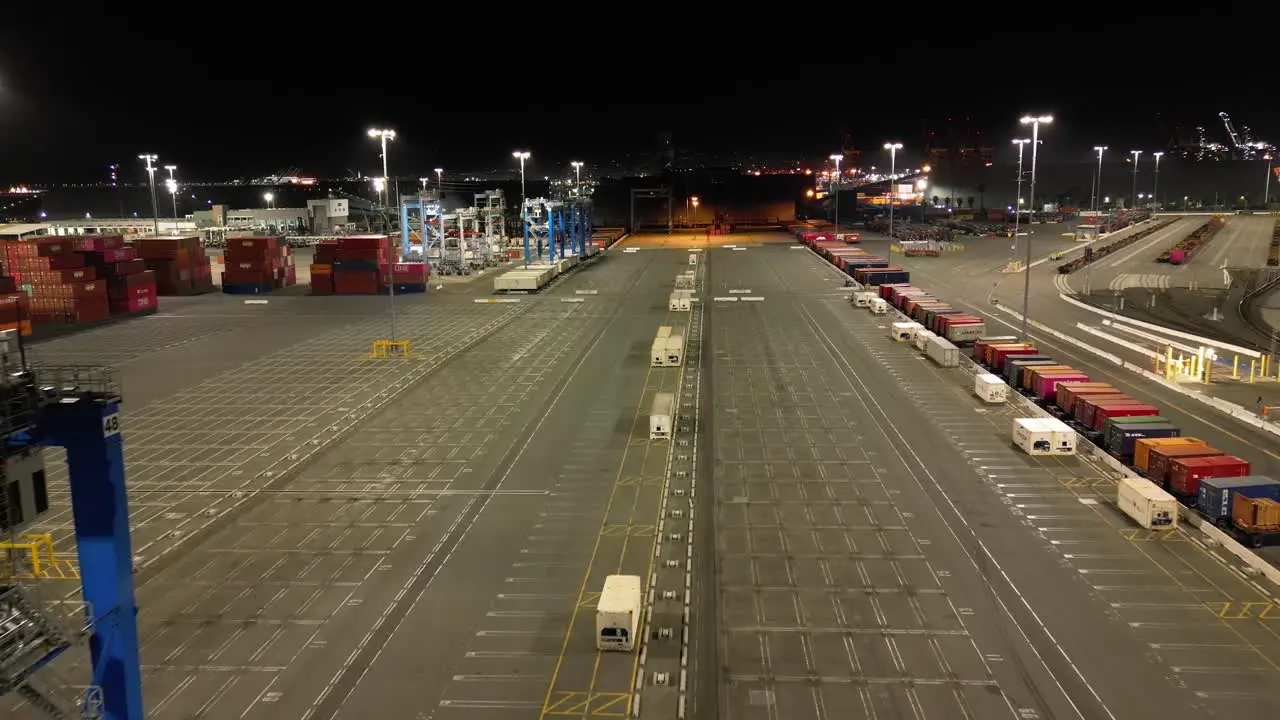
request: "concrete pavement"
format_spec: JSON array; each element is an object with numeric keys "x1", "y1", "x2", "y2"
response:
[{"x1": 703, "y1": 242, "x2": 1280, "y2": 718}]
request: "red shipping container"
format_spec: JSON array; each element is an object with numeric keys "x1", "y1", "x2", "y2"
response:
[
  {"x1": 1033, "y1": 373, "x2": 1090, "y2": 402},
  {"x1": 332, "y1": 270, "x2": 381, "y2": 294},
  {"x1": 105, "y1": 259, "x2": 147, "y2": 276},
  {"x1": 222, "y1": 270, "x2": 273, "y2": 285},
  {"x1": 0, "y1": 277, "x2": 16, "y2": 294},
  {"x1": 226, "y1": 236, "x2": 282, "y2": 252},
  {"x1": 82, "y1": 247, "x2": 137, "y2": 264},
  {"x1": 1091, "y1": 402, "x2": 1158, "y2": 431},
  {"x1": 69, "y1": 235, "x2": 126, "y2": 252},
  {"x1": 12, "y1": 254, "x2": 86, "y2": 271},
  {"x1": 35, "y1": 238, "x2": 71, "y2": 257},
  {"x1": 1168, "y1": 456, "x2": 1250, "y2": 498},
  {"x1": 1147, "y1": 445, "x2": 1222, "y2": 487},
  {"x1": 0, "y1": 292, "x2": 30, "y2": 324},
  {"x1": 338, "y1": 235, "x2": 392, "y2": 251},
  {"x1": 1074, "y1": 395, "x2": 1133, "y2": 427},
  {"x1": 225, "y1": 245, "x2": 281, "y2": 263},
  {"x1": 310, "y1": 274, "x2": 334, "y2": 295},
  {"x1": 121, "y1": 288, "x2": 157, "y2": 313}
]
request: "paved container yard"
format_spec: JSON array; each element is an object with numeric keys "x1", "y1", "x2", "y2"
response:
[
  {"x1": 9, "y1": 233, "x2": 1280, "y2": 720},
  {"x1": 702, "y1": 241, "x2": 1280, "y2": 719}
]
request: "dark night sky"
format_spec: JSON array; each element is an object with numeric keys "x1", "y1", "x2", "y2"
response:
[{"x1": 0, "y1": 8, "x2": 1264, "y2": 184}]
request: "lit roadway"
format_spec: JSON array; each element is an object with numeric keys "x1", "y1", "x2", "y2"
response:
[{"x1": 7, "y1": 231, "x2": 1280, "y2": 719}]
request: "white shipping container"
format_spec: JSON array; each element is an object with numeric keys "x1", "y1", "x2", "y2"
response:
[
  {"x1": 665, "y1": 335, "x2": 685, "y2": 366},
  {"x1": 678, "y1": 294, "x2": 691, "y2": 311},
  {"x1": 596, "y1": 574, "x2": 643, "y2": 651},
  {"x1": 946, "y1": 321, "x2": 988, "y2": 343},
  {"x1": 1012, "y1": 418, "x2": 1050, "y2": 455},
  {"x1": 973, "y1": 374, "x2": 1008, "y2": 403},
  {"x1": 1117, "y1": 477, "x2": 1178, "y2": 530},
  {"x1": 852, "y1": 291, "x2": 876, "y2": 307},
  {"x1": 870, "y1": 298, "x2": 888, "y2": 314},
  {"x1": 689, "y1": 253, "x2": 698, "y2": 265},
  {"x1": 650, "y1": 393, "x2": 674, "y2": 439},
  {"x1": 925, "y1": 335, "x2": 960, "y2": 367},
  {"x1": 669, "y1": 292, "x2": 682, "y2": 311},
  {"x1": 1046, "y1": 418, "x2": 1078, "y2": 455},
  {"x1": 651, "y1": 338, "x2": 667, "y2": 367},
  {"x1": 890, "y1": 322, "x2": 920, "y2": 342},
  {"x1": 656, "y1": 326, "x2": 673, "y2": 339},
  {"x1": 913, "y1": 329, "x2": 936, "y2": 351}
]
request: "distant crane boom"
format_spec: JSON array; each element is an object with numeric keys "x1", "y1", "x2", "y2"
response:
[{"x1": 1219, "y1": 112, "x2": 1244, "y2": 149}]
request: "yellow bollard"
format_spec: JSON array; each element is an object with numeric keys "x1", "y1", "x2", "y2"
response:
[
  {"x1": 1233, "y1": 355, "x2": 1240, "y2": 379},
  {"x1": 1250, "y1": 359, "x2": 1257, "y2": 383},
  {"x1": 1166, "y1": 347, "x2": 1175, "y2": 381}
]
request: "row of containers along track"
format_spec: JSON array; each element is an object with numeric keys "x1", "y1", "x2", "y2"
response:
[
  {"x1": 0, "y1": 235, "x2": 215, "y2": 337},
  {"x1": 790, "y1": 226, "x2": 1280, "y2": 550}
]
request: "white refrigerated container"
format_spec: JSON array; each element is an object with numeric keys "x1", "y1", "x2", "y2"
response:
[
  {"x1": 596, "y1": 574, "x2": 643, "y2": 651},
  {"x1": 650, "y1": 393, "x2": 674, "y2": 440},
  {"x1": 1117, "y1": 477, "x2": 1177, "y2": 530},
  {"x1": 974, "y1": 373, "x2": 1008, "y2": 403}
]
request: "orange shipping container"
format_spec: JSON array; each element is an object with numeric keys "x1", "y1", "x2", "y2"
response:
[
  {"x1": 1232, "y1": 494, "x2": 1280, "y2": 535},
  {"x1": 1133, "y1": 437, "x2": 1205, "y2": 475}
]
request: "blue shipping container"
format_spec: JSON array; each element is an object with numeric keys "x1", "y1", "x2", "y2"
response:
[
  {"x1": 1196, "y1": 476, "x2": 1280, "y2": 522},
  {"x1": 1104, "y1": 423, "x2": 1179, "y2": 460}
]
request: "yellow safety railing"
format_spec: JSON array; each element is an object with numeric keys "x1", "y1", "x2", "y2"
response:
[
  {"x1": 370, "y1": 339, "x2": 413, "y2": 358},
  {"x1": 0, "y1": 533, "x2": 80, "y2": 580}
]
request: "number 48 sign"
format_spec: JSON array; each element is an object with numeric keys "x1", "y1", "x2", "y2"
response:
[{"x1": 103, "y1": 413, "x2": 122, "y2": 438}]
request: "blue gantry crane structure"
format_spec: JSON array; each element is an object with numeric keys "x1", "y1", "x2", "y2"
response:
[
  {"x1": 520, "y1": 196, "x2": 593, "y2": 267},
  {"x1": 1, "y1": 334, "x2": 143, "y2": 720}
]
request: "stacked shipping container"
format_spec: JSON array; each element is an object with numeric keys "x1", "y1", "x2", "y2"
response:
[
  {"x1": 133, "y1": 236, "x2": 214, "y2": 295},
  {"x1": 1, "y1": 235, "x2": 159, "y2": 329},
  {"x1": 310, "y1": 235, "x2": 430, "y2": 295},
  {"x1": 221, "y1": 236, "x2": 296, "y2": 294}
]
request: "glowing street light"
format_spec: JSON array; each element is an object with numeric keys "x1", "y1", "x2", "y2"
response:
[
  {"x1": 690, "y1": 195, "x2": 700, "y2": 226},
  {"x1": 138, "y1": 153, "x2": 160, "y2": 234},
  {"x1": 263, "y1": 192, "x2": 275, "y2": 209},
  {"x1": 435, "y1": 167, "x2": 443, "y2": 191},
  {"x1": 1017, "y1": 113, "x2": 1053, "y2": 342},
  {"x1": 367, "y1": 127, "x2": 397, "y2": 207},
  {"x1": 1092, "y1": 146, "x2": 1107, "y2": 211},
  {"x1": 570, "y1": 161, "x2": 584, "y2": 197},
  {"x1": 883, "y1": 142, "x2": 903, "y2": 263},
  {"x1": 419, "y1": 177, "x2": 429, "y2": 191}
]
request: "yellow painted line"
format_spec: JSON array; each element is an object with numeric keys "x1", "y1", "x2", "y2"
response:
[{"x1": 539, "y1": 304, "x2": 680, "y2": 719}]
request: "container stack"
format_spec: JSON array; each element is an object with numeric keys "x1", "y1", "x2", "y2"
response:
[
  {"x1": 132, "y1": 236, "x2": 215, "y2": 295},
  {"x1": 313, "y1": 235, "x2": 428, "y2": 295},
  {"x1": 0, "y1": 275, "x2": 32, "y2": 336},
  {"x1": 4, "y1": 238, "x2": 111, "y2": 325},
  {"x1": 220, "y1": 236, "x2": 296, "y2": 294},
  {"x1": 70, "y1": 235, "x2": 158, "y2": 315}
]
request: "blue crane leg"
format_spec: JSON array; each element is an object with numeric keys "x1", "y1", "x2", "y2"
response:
[{"x1": 45, "y1": 400, "x2": 144, "y2": 720}]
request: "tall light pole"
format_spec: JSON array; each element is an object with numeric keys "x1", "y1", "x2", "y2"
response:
[
  {"x1": 434, "y1": 167, "x2": 443, "y2": 194},
  {"x1": 163, "y1": 165, "x2": 179, "y2": 221},
  {"x1": 367, "y1": 128, "x2": 396, "y2": 208},
  {"x1": 1018, "y1": 114, "x2": 1053, "y2": 342},
  {"x1": 419, "y1": 177, "x2": 429, "y2": 192},
  {"x1": 1012, "y1": 139, "x2": 1030, "y2": 262},
  {"x1": 1129, "y1": 150, "x2": 1143, "y2": 209},
  {"x1": 1265, "y1": 154, "x2": 1274, "y2": 208},
  {"x1": 1092, "y1": 146, "x2": 1107, "y2": 211},
  {"x1": 571, "y1": 161, "x2": 584, "y2": 197},
  {"x1": 691, "y1": 196, "x2": 700, "y2": 226},
  {"x1": 263, "y1": 192, "x2": 274, "y2": 209},
  {"x1": 1152, "y1": 151, "x2": 1164, "y2": 209},
  {"x1": 512, "y1": 151, "x2": 530, "y2": 205},
  {"x1": 829, "y1": 154, "x2": 843, "y2": 230},
  {"x1": 138, "y1": 154, "x2": 160, "y2": 235},
  {"x1": 883, "y1": 143, "x2": 902, "y2": 264}
]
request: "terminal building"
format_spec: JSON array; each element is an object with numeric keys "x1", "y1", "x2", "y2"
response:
[{"x1": 0, "y1": 198, "x2": 357, "y2": 240}]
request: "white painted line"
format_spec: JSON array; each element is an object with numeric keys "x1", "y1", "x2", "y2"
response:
[
  {"x1": 731, "y1": 247, "x2": 747, "y2": 252},
  {"x1": 712, "y1": 297, "x2": 739, "y2": 302},
  {"x1": 624, "y1": 248, "x2": 640, "y2": 253},
  {"x1": 560, "y1": 298, "x2": 585, "y2": 303},
  {"x1": 686, "y1": 248, "x2": 703, "y2": 253},
  {"x1": 790, "y1": 245, "x2": 805, "y2": 249},
  {"x1": 575, "y1": 289, "x2": 598, "y2": 295},
  {"x1": 243, "y1": 299, "x2": 269, "y2": 305},
  {"x1": 1059, "y1": 292, "x2": 1260, "y2": 358},
  {"x1": 473, "y1": 298, "x2": 522, "y2": 304},
  {"x1": 741, "y1": 297, "x2": 765, "y2": 302},
  {"x1": 728, "y1": 289, "x2": 752, "y2": 294}
]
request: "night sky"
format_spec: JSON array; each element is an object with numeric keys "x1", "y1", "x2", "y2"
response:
[{"x1": 0, "y1": 10, "x2": 1262, "y2": 183}]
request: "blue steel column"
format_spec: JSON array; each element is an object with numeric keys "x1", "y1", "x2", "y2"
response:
[
  {"x1": 568, "y1": 206, "x2": 578, "y2": 258},
  {"x1": 400, "y1": 201, "x2": 412, "y2": 258},
  {"x1": 585, "y1": 204, "x2": 593, "y2": 251},
  {"x1": 547, "y1": 208, "x2": 557, "y2": 264},
  {"x1": 557, "y1": 208, "x2": 567, "y2": 261},
  {"x1": 44, "y1": 399, "x2": 144, "y2": 720}
]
